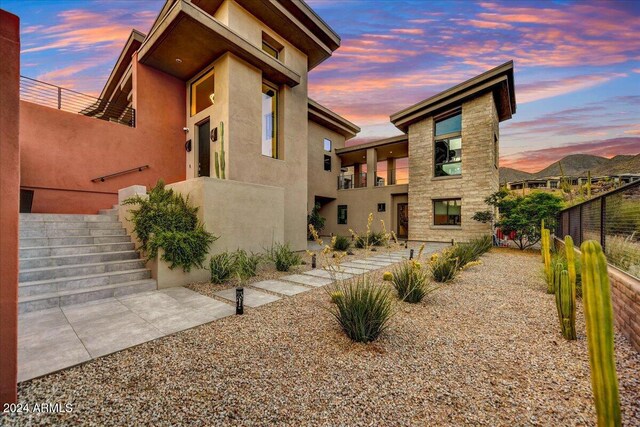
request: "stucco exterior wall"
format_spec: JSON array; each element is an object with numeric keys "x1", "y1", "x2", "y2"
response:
[
  {"x1": 0, "y1": 8, "x2": 19, "y2": 405},
  {"x1": 307, "y1": 120, "x2": 346, "y2": 210},
  {"x1": 407, "y1": 92, "x2": 498, "y2": 243},
  {"x1": 322, "y1": 185, "x2": 409, "y2": 238},
  {"x1": 19, "y1": 55, "x2": 186, "y2": 214}
]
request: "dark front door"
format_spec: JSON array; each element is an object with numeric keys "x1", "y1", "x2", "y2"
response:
[
  {"x1": 397, "y1": 203, "x2": 409, "y2": 238},
  {"x1": 197, "y1": 119, "x2": 210, "y2": 177}
]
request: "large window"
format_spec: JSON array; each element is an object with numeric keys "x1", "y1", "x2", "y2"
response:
[
  {"x1": 262, "y1": 82, "x2": 278, "y2": 158},
  {"x1": 434, "y1": 110, "x2": 462, "y2": 177},
  {"x1": 433, "y1": 199, "x2": 461, "y2": 226},
  {"x1": 337, "y1": 205, "x2": 348, "y2": 224},
  {"x1": 190, "y1": 68, "x2": 214, "y2": 116}
]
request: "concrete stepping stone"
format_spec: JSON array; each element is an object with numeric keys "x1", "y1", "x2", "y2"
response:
[
  {"x1": 251, "y1": 280, "x2": 310, "y2": 296},
  {"x1": 351, "y1": 259, "x2": 392, "y2": 267},
  {"x1": 340, "y1": 262, "x2": 379, "y2": 270},
  {"x1": 331, "y1": 266, "x2": 370, "y2": 275},
  {"x1": 279, "y1": 274, "x2": 333, "y2": 287},
  {"x1": 214, "y1": 287, "x2": 281, "y2": 307},
  {"x1": 304, "y1": 269, "x2": 353, "y2": 280}
]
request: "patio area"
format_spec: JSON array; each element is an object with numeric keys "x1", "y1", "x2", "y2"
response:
[{"x1": 7, "y1": 249, "x2": 640, "y2": 426}]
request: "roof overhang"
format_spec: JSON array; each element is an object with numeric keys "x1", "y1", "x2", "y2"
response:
[
  {"x1": 335, "y1": 135, "x2": 408, "y2": 166},
  {"x1": 308, "y1": 99, "x2": 360, "y2": 139},
  {"x1": 149, "y1": 0, "x2": 339, "y2": 70},
  {"x1": 99, "y1": 29, "x2": 145, "y2": 101},
  {"x1": 138, "y1": 0, "x2": 301, "y2": 86},
  {"x1": 390, "y1": 61, "x2": 516, "y2": 133}
]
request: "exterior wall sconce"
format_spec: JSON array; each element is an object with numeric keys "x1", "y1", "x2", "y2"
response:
[
  {"x1": 312, "y1": 254, "x2": 317, "y2": 269},
  {"x1": 236, "y1": 287, "x2": 244, "y2": 315}
]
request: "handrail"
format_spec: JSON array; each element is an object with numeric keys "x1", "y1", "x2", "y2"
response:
[
  {"x1": 20, "y1": 75, "x2": 135, "y2": 127},
  {"x1": 92, "y1": 165, "x2": 149, "y2": 183}
]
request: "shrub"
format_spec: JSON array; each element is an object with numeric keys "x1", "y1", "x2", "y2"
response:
[
  {"x1": 354, "y1": 233, "x2": 381, "y2": 248},
  {"x1": 370, "y1": 231, "x2": 386, "y2": 246},
  {"x1": 328, "y1": 276, "x2": 394, "y2": 343},
  {"x1": 332, "y1": 235, "x2": 351, "y2": 251},
  {"x1": 233, "y1": 249, "x2": 262, "y2": 279},
  {"x1": 429, "y1": 250, "x2": 460, "y2": 283},
  {"x1": 449, "y1": 243, "x2": 477, "y2": 268},
  {"x1": 209, "y1": 251, "x2": 235, "y2": 284},
  {"x1": 267, "y1": 242, "x2": 302, "y2": 272},
  {"x1": 307, "y1": 203, "x2": 326, "y2": 239},
  {"x1": 391, "y1": 260, "x2": 440, "y2": 303},
  {"x1": 124, "y1": 181, "x2": 217, "y2": 272}
]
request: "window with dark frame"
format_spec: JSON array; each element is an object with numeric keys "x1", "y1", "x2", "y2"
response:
[
  {"x1": 262, "y1": 41, "x2": 279, "y2": 59},
  {"x1": 433, "y1": 199, "x2": 461, "y2": 226},
  {"x1": 337, "y1": 205, "x2": 348, "y2": 224},
  {"x1": 434, "y1": 110, "x2": 462, "y2": 177},
  {"x1": 324, "y1": 154, "x2": 331, "y2": 171},
  {"x1": 377, "y1": 203, "x2": 386, "y2": 212},
  {"x1": 261, "y1": 82, "x2": 278, "y2": 158}
]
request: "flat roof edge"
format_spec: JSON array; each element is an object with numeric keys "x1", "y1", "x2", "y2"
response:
[{"x1": 308, "y1": 99, "x2": 360, "y2": 137}]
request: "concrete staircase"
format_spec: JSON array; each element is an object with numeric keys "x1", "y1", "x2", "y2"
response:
[{"x1": 18, "y1": 208, "x2": 156, "y2": 313}]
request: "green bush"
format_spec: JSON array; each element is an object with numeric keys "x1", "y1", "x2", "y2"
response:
[
  {"x1": 353, "y1": 232, "x2": 384, "y2": 248},
  {"x1": 209, "y1": 251, "x2": 235, "y2": 284},
  {"x1": 391, "y1": 260, "x2": 440, "y2": 303},
  {"x1": 333, "y1": 235, "x2": 351, "y2": 251},
  {"x1": 233, "y1": 249, "x2": 262, "y2": 279},
  {"x1": 429, "y1": 251, "x2": 460, "y2": 283},
  {"x1": 307, "y1": 203, "x2": 326, "y2": 239},
  {"x1": 449, "y1": 243, "x2": 477, "y2": 268},
  {"x1": 328, "y1": 276, "x2": 394, "y2": 343},
  {"x1": 124, "y1": 181, "x2": 216, "y2": 272},
  {"x1": 371, "y1": 231, "x2": 386, "y2": 246},
  {"x1": 267, "y1": 242, "x2": 302, "y2": 272}
]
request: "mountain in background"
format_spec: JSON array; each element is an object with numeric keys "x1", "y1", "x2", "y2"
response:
[{"x1": 499, "y1": 153, "x2": 640, "y2": 183}]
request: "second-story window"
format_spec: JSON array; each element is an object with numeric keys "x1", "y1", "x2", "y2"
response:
[
  {"x1": 262, "y1": 82, "x2": 279, "y2": 159},
  {"x1": 323, "y1": 138, "x2": 332, "y2": 152},
  {"x1": 262, "y1": 32, "x2": 283, "y2": 60},
  {"x1": 434, "y1": 109, "x2": 462, "y2": 177},
  {"x1": 262, "y1": 41, "x2": 279, "y2": 59},
  {"x1": 324, "y1": 155, "x2": 331, "y2": 171},
  {"x1": 190, "y1": 68, "x2": 214, "y2": 116}
]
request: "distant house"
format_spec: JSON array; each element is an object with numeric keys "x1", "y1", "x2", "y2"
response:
[{"x1": 506, "y1": 174, "x2": 640, "y2": 194}]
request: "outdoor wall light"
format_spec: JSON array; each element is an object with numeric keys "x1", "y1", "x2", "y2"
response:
[
  {"x1": 182, "y1": 127, "x2": 189, "y2": 132},
  {"x1": 236, "y1": 287, "x2": 244, "y2": 315},
  {"x1": 409, "y1": 249, "x2": 414, "y2": 260},
  {"x1": 209, "y1": 93, "x2": 215, "y2": 104},
  {"x1": 175, "y1": 58, "x2": 183, "y2": 63},
  {"x1": 312, "y1": 254, "x2": 317, "y2": 269}
]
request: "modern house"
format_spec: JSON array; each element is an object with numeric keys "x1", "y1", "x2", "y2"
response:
[
  {"x1": 506, "y1": 174, "x2": 640, "y2": 194},
  {"x1": 1, "y1": 0, "x2": 516, "y2": 402}
]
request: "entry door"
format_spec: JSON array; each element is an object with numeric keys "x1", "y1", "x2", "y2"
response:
[
  {"x1": 397, "y1": 203, "x2": 409, "y2": 238},
  {"x1": 197, "y1": 119, "x2": 210, "y2": 177}
]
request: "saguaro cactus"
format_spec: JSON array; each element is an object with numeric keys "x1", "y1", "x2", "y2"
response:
[
  {"x1": 581, "y1": 240, "x2": 621, "y2": 426},
  {"x1": 214, "y1": 121, "x2": 226, "y2": 179},
  {"x1": 554, "y1": 262, "x2": 563, "y2": 317},
  {"x1": 556, "y1": 270, "x2": 576, "y2": 340},
  {"x1": 564, "y1": 235, "x2": 577, "y2": 333},
  {"x1": 542, "y1": 229, "x2": 553, "y2": 293}
]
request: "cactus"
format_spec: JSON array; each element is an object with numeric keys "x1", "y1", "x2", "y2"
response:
[
  {"x1": 587, "y1": 170, "x2": 592, "y2": 198},
  {"x1": 581, "y1": 241, "x2": 621, "y2": 426},
  {"x1": 564, "y1": 236, "x2": 577, "y2": 334},
  {"x1": 556, "y1": 270, "x2": 576, "y2": 340},
  {"x1": 542, "y1": 229, "x2": 553, "y2": 292},
  {"x1": 553, "y1": 262, "x2": 562, "y2": 311},
  {"x1": 214, "y1": 121, "x2": 226, "y2": 179},
  {"x1": 540, "y1": 220, "x2": 546, "y2": 263}
]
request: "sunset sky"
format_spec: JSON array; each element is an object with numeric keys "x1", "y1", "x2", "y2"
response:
[{"x1": 3, "y1": 0, "x2": 639, "y2": 172}]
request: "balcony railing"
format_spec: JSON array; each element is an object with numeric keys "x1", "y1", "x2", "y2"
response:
[
  {"x1": 338, "y1": 172, "x2": 367, "y2": 190},
  {"x1": 20, "y1": 76, "x2": 135, "y2": 127},
  {"x1": 375, "y1": 168, "x2": 409, "y2": 186}
]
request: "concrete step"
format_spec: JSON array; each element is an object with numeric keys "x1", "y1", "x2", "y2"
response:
[
  {"x1": 20, "y1": 250, "x2": 139, "y2": 270},
  {"x1": 20, "y1": 242, "x2": 136, "y2": 259},
  {"x1": 20, "y1": 220, "x2": 123, "y2": 230},
  {"x1": 20, "y1": 235, "x2": 131, "y2": 248},
  {"x1": 20, "y1": 213, "x2": 118, "y2": 222},
  {"x1": 18, "y1": 279, "x2": 157, "y2": 314},
  {"x1": 19, "y1": 259, "x2": 146, "y2": 282},
  {"x1": 19, "y1": 269, "x2": 152, "y2": 297},
  {"x1": 20, "y1": 227, "x2": 127, "y2": 238},
  {"x1": 99, "y1": 208, "x2": 118, "y2": 215}
]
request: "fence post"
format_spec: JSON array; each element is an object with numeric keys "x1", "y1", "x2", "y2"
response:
[
  {"x1": 57, "y1": 87, "x2": 61, "y2": 110},
  {"x1": 579, "y1": 204, "x2": 583, "y2": 245},
  {"x1": 600, "y1": 196, "x2": 606, "y2": 251}
]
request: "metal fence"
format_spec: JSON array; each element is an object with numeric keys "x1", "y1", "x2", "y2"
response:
[
  {"x1": 20, "y1": 76, "x2": 135, "y2": 127},
  {"x1": 556, "y1": 179, "x2": 640, "y2": 278}
]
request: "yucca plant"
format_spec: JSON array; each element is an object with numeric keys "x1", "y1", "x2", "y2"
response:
[
  {"x1": 581, "y1": 241, "x2": 621, "y2": 426},
  {"x1": 209, "y1": 251, "x2": 235, "y2": 284},
  {"x1": 429, "y1": 251, "x2": 460, "y2": 283},
  {"x1": 267, "y1": 242, "x2": 302, "y2": 272},
  {"x1": 233, "y1": 249, "x2": 262, "y2": 279},
  {"x1": 332, "y1": 235, "x2": 351, "y2": 251},
  {"x1": 328, "y1": 276, "x2": 395, "y2": 343},
  {"x1": 391, "y1": 260, "x2": 440, "y2": 303}
]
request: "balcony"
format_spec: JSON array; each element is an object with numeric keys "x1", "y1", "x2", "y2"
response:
[
  {"x1": 375, "y1": 167, "x2": 409, "y2": 186},
  {"x1": 338, "y1": 173, "x2": 367, "y2": 190}
]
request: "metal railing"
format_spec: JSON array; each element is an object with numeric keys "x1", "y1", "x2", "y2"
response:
[
  {"x1": 91, "y1": 165, "x2": 149, "y2": 183},
  {"x1": 556, "y1": 180, "x2": 640, "y2": 278},
  {"x1": 337, "y1": 172, "x2": 367, "y2": 190},
  {"x1": 20, "y1": 76, "x2": 135, "y2": 127},
  {"x1": 375, "y1": 167, "x2": 409, "y2": 186}
]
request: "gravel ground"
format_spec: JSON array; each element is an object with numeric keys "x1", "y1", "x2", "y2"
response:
[{"x1": 4, "y1": 248, "x2": 639, "y2": 426}]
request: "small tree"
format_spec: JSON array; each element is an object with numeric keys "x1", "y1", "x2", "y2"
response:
[
  {"x1": 307, "y1": 203, "x2": 325, "y2": 239},
  {"x1": 478, "y1": 189, "x2": 563, "y2": 250}
]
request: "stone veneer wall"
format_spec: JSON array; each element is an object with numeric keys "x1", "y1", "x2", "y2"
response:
[
  {"x1": 407, "y1": 91, "x2": 499, "y2": 243},
  {"x1": 555, "y1": 238, "x2": 640, "y2": 353}
]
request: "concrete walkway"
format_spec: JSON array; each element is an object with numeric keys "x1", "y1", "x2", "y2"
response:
[{"x1": 18, "y1": 247, "x2": 444, "y2": 382}]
